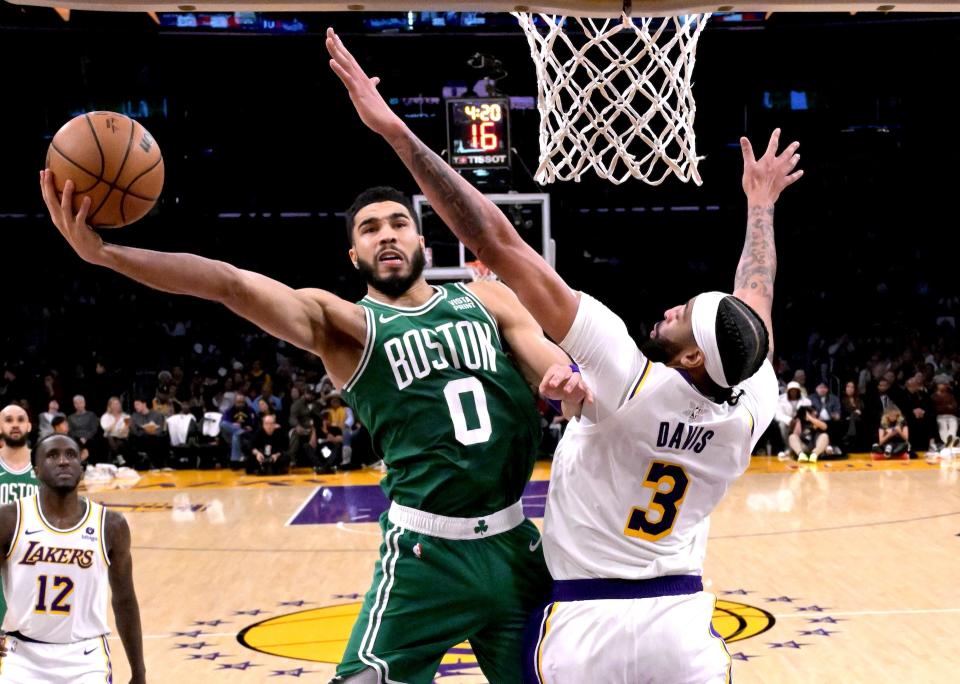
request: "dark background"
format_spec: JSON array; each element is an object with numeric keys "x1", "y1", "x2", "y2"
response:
[{"x1": 2, "y1": 5, "x2": 958, "y2": 405}]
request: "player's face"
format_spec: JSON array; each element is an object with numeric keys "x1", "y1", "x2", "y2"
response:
[
  {"x1": 0, "y1": 405, "x2": 31, "y2": 448},
  {"x1": 642, "y1": 297, "x2": 697, "y2": 365},
  {"x1": 350, "y1": 201, "x2": 426, "y2": 297},
  {"x1": 35, "y1": 436, "x2": 84, "y2": 491}
]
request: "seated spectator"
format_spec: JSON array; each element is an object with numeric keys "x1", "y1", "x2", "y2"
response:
[
  {"x1": 840, "y1": 381, "x2": 866, "y2": 452},
  {"x1": 873, "y1": 408, "x2": 910, "y2": 460},
  {"x1": 790, "y1": 405, "x2": 832, "y2": 463},
  {"x1": 810, "y1": 383, "x2": 841, "y2": 424},
  {"x1": 130, "y1": 397, "x2": 168, "y2": 470},
  {"x1": 245, "y1": 413, "x2": 289, "y2": 475},
  {"x1": 51, "y1": 415, "x2": 70, "y2": 436},
  {"x1": 221, "y1": 393, "x2": 256, "y2": 467},
  {"x1": 896, "y1": 375, "x2": 937, "y2": 452},
  {"x1": 152, "y1": 389, "x2": 177, "y2": 418},
  {"x1": 325, "y1": 393, "x2": 353, "y2": 433},
  {"x1": 792, "y1": 369, "x2": 809, "y2": 398},
  {"x1": 38, "y1": 399, "x2": 65, "y2": 439},
  {"x1": 932, "y1": 383, "x2": 958, "y2": 448},
  {"x1": 253, "y1": 387, "x2": 282, "y2": 416},
  {"x1": 774, "y1": 382, "x2": 811, "y2": 459},
  {"x1": 287, "y1": 387, "x2": 317, "y2": 468},
  {"x1": 314, "y1": 410, "x2": 344, "y2": 475},
  {"x1": 68, "y1": 394, "x2": 102, "y2": 464},
  {"x1": 863, "y1": 377, "x2": 898, "y2": 440},
  {"x1": 100, "y1": 396, "x2": 131, "y2": 466}
]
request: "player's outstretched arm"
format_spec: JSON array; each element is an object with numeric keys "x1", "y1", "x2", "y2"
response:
[
  {"x1": 105, "y1": 511, "x2": 146, "y2": 684},
  {"x1": 40, "y1": 170, "x2": 367, "y2": 379},
  {"x1": 733, "y1": 129, "x2": 803, "y2": 358},
  {"x1": 325, "y1": 28, "x2": 579, "y2": 343},
  {"x1": 468, "y1": 280, "x2": 592, "y2": 405}
]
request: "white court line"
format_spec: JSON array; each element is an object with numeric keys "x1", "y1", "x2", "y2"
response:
[
  {"x1": 336, "y1": 521, "x2": 381, "y2": 536},
  {"x1": 284, "y1": 486, "x2": 321, "y2": 527},
  {"x1": 774, "y1": 607, "x2": 960, "y2": 619}
]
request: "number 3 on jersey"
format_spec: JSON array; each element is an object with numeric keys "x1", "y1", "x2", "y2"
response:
[{"x1": 624, "y1": 461, "x2": 690, "y2": 541}]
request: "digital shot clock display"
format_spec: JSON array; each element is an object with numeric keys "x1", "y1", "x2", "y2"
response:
[{"x1": 446, "y1": 97, "x2": 511, "y2": 171}]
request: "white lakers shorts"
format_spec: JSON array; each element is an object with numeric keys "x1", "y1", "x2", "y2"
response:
[
  {"x1": 527, "y1": 576, "x2": 732, "y2": 684},
  {"x1": 0, "y1": 633, "x2": 112, "y2": 684}
]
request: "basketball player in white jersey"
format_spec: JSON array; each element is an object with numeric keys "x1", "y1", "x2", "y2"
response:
[
  {"x1": 0, "y1": 434, "x2": 146, "y2": 684},
  {"x1": 326, "y1": 33, "x2": 801, "y2": 681}
]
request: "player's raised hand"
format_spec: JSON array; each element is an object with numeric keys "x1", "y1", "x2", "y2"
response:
[
  {"x1": 539, "y1": 364, "x2": 595, "y2": 406},
  {"x1": 40, "y1": 169, "x2": 105, "y2": 265},
  {"x1": 740, "y1": 128, "x2": 803, "y2": 206},
  {"x1": 325, "y1": 28, "x2": 405, "y2": 139}
]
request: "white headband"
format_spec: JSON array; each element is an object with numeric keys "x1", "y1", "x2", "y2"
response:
[{"x1": 691, "y1": 291, "x2": 731, "y2": 388}]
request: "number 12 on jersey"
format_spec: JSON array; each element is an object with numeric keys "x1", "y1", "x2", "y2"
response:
[
  {"x1": 34, "y1": 574, "x2": 74, "y2": 615},
  {"x1": 624, "y1": 461, "x2": 690, "y2": 541}
]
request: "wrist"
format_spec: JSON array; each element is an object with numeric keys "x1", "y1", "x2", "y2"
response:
[
  {"x1": 747, "y1": 199, "x2": 775, "y2": 211},
  {"x1": 382, "y1": 117, "x2": 410, "y2": 146}
]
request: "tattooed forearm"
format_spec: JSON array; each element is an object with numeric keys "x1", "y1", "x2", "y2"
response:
[
  {"x1": 390, "y1": 128, "x2": 506, "y2": 258},
  {"x1": 734, "y1": 205, "x2": 777, "y2": 302}
]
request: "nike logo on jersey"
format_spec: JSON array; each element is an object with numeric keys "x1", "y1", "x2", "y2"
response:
[
  {"x1": 529, "y1": 537, "x2": 542, "y2": 552},
  {"x1": 379, "y1": 313, "x2": 404, "y2": 324},
  {"x1": 24, "y1": 529, "x2": 42, "y2": 535},
  {"x1": 83, "y1": 647, "x2": 97, "y2": 656}
]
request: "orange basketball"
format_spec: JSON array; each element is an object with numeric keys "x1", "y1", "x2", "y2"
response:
[{"x1": 46, "y1": 112, "x2": 164, "y2": 228}]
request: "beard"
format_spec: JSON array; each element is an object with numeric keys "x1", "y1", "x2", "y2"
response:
[
  {"x1": 0, "y1": 432, "x2": 28, "y2": 448},
  {"x1": 356, "y1": 247, "x2": 426, "y2": 298},
  {"x1": 640, "y1": 333, "x2": 686, "y2": 365}
]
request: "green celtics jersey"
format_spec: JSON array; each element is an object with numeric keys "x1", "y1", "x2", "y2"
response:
[
  {"x1": 0, "y1": 455, "x2": 39, "y2": 622},
  {"x1": 0, "y1": 457, "x2": 38, "y2": 506},
  {"x1": 343, "y1": 283, "x2": 541, "y2": 517}
]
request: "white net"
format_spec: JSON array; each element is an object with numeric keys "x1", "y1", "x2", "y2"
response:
[{"x1": 513, "y1": 12, "x2": 710, "y2": 186}]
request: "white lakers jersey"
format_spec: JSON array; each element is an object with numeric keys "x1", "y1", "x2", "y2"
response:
[
  {"x1": 544, "y1": 293, "x2": 778, "y2": 580},
  {"x1": 2, "y1": 495, "x2": 111, "y2": 642}
]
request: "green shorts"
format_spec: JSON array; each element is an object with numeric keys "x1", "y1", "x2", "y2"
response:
[{"x1": 336, "y1": 511, "x2": 551, "y2": 684}]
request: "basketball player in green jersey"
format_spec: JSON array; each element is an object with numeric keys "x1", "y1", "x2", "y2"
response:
[
  {"x1": 41, "y1": 153, "x2": 587, "y2": 681},
  {"x1": 0, "y1": 404, "x2": 40, "y2": 623}
]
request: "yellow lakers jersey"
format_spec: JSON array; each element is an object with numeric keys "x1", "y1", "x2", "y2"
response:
[
  {"x1": 545, "y1": 293, "x2": 778, "y2": 580},
  {"x1": 2, "y1": 495, "x2": 111, "y2": 642}
]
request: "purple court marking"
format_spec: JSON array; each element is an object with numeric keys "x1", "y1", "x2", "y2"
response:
[{"x1": 289, "y1": 479, "x2": 550, "y2": 526}]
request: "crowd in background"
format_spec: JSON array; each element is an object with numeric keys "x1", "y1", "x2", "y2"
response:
[{"x1": 2, "y1": 285, "x2": 958, "y2": 471}]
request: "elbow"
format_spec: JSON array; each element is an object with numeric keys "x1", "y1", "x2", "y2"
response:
[{"x1": 218, "y1": 263, "x2": 245, "y2": 306}]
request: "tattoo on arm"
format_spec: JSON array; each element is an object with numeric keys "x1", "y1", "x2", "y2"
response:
[
  {"x1": 397, "y1": 133, "x2": 495, "y2": 250},
  {"x1": 734, "y1": 205, "x2": 777, "y2": 304}
]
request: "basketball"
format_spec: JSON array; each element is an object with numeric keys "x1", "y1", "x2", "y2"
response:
[{"x1": 46, "y1": 111, "x2": 164, "y2": 228}]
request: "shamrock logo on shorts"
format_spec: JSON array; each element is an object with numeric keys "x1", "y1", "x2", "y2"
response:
[{"x1": 474, "y1": 520, "x2": 488, "y2": 535}]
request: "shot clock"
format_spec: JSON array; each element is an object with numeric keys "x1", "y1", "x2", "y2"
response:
[{"x1": 446, "y1": 97, "x2": 511, "y2": 171}]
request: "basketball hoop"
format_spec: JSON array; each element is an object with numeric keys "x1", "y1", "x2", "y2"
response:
[
  {"x1": 465, "y1": 260, "x2": 498, "y2": 282},
  {"x1": 513, "y1": 11, "x2": 709, "y2": 186}
]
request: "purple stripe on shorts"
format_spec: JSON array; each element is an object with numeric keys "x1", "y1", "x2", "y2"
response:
[{"x1": 551, "y1": 575, "x2": 703, "y2": 602}]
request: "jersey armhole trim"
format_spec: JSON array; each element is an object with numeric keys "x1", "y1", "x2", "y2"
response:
[
  {"x1": 6, "y1": 498, "x2": 22, "y2": 560},
  {"x1": 627, "y1": 359, "x2": 653, "y2": 403},
  {"x1": 342, "y1": 306, "x2": 376, "y2": 393},
  {"x1": 99, "y1": 504, "x2": 111, "y2": 567},
  {"x1": 743, "y1": 405, "x2": 756, "y2": 436},
  {"x1": 457, "y1": 282, "x2": 503, "y2": 348}
]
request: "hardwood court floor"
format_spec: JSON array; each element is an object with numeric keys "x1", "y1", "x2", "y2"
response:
[{"x1": 79, "y1": 456, "x2": 960, "y2": 683}]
